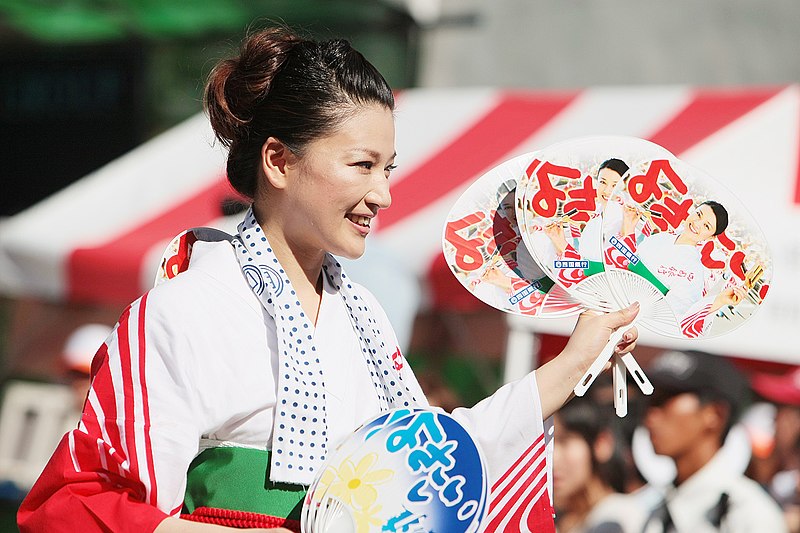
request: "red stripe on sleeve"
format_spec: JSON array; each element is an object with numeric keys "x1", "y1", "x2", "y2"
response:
[
  {"x1": 491, "y1": 433, "x2": 543, "y2": 491},
  {"x1": 18, "y1": 432, "x2": 167, "y2": 532},
  {"x1": 488, "y1": 437, "x2": 546, "y2": 508},
  {"x1": 484, "y1": 467, "x2": 550, "y2": 532},
  {"x1": 116, "y1": 302, "x2": 140, "y2": 479},
  {"x1": 137, "y1": 295, "x2": 159, "y2": 507},
  {"x1": 18, "y1": 294, "x2": 168, "y2": 532}
]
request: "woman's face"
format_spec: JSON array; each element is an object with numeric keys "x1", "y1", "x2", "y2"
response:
[
  {"x1": 552, "y1": 418, "x2": 594, "y2": 507},
  {"x1": 283, "y1": 104, "x2": 396, "y2": 260},
  {"x1": 682, "y1": 204, "x2": 718, "y2": 243},
  {"x1": 596, "y1": 167, "x2": 623, "y2": 208}
]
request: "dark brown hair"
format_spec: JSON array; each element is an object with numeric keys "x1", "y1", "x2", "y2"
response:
[
  {"x1": 701, "y1": 200, "x2": 729, "y2": 236},
  {"x1": 204, "y1": 26, "x2": 395, "y2": 198},
  {"x1": 599, "y1": 158, "x2": 629, "y2": 178},
  {"x1": 558, "y1": 396, "x2": 626, "y2": 493}
]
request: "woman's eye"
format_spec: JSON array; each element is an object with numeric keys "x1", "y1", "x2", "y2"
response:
[
  {"x1": 385, "y1": 164, "x2": 397, "y2": 174},
  {"x1": 355, "y1": 161, "x2": 373, "y2": 170}
]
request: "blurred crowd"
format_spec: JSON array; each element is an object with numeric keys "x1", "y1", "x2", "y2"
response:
[
  {"x1": 551, "y1": 351, "x2": 800, "y2": 533},
  {"x1": 0, "y1": 325, "x2": 797, "y2": 532}
]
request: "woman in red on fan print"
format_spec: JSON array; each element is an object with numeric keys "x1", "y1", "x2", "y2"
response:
[
  {"x1": 18, "y1": 25, "x2": 639, "y2": 533},
  {"x1": 616, "y1": 200, "x2": 746, "y2": 337},
  {"x1": 544, "y1": 158, "x2": 629, "y2": 263},
  {"x1": 542, "y1": 158, "x2": 629, "y2": 289}
]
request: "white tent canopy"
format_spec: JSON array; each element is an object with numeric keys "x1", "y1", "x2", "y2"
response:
[{"x1": 1, "y1": 86, "x2": 799, "y2": 364}]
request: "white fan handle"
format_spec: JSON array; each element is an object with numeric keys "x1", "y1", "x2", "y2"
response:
[
  {"x1": 619, "y1": 351, "x2": 654, "y2": 395},
  {"x1": 612, "y1": 354, "x2": 628, "y2": 417},
  {"x1": 573, "y1": 323, "x2": 635, "y2": 397}
]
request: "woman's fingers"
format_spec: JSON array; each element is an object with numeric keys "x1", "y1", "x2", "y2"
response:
[
  {"x1": 614, "y1": 324, "x2": 638, "y2": 354},
  {"x1": 565, "y1": 302, "x2": 640, "y2": 366},
  {"x1": 603, "y1": 301, "x2": 640, "y2": 329}
]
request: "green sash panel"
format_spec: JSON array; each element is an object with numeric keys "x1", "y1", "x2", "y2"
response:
[{"x1": 184, "y1": 447, "x2": 306, "y2": 521}]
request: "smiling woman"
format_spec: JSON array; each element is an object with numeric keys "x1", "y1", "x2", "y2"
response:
[
  {"x1": 619, "y1": 199, "x2": 743, "y2": 337},
  {"x1": 267, "y1": 106, "x2": 396, "y2": 272},
  {"x1": 17, "y1": 25, "x2": 640, "y2": 533}
]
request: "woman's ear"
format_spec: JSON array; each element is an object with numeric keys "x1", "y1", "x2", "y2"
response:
[
  {"x1": 260, "y1": 137, "x2": 295, "y2": 190},
  {"x1": 593, "y1": 429, "x2": 615, "y2": 464}
]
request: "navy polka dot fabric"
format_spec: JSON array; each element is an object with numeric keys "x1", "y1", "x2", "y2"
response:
[{"x1": 232, "y1": 208, "x2": 417, "y2": 484}]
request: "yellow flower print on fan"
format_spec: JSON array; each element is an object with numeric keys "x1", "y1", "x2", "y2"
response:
[
  {"x1": 315, "y1": 467, "x2": 336, "y2": 499},
  {"x1": 351, "y1": 503, "x2": 383, "y2": 533},
  {"x1": 327, "y1": 452, "x2": 393, "y2": 509}
]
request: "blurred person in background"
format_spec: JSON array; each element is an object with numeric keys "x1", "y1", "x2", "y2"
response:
[
  {"x1": 638, "y1": 350, "x2": 786, "y2": 533},
  {"x1": 573, "y1": 372, "x2": 648, "y2": 494},
  {"x1": 553, "y1": 395, "x2": 644, "y2": 533},
  {"x1": 0, "y1": 323, "x2": 109, "y2": 504},
  {"x1": 17, "y1": 25, "x2": 641, "y2": 533},
  {"x1": 60, "y1": 323, "x2": 113, "y2": 416},
  {"x1": 748, "y1": 367, "x2": 800, "y2": 533}
]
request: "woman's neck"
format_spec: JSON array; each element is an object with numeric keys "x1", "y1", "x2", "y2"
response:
[
  {"x1": 674, "y1": 231, "x2": 699, "y2": 246},
  {"x1": 254, "y1": 207, "x2": 326, "y2": 324}
]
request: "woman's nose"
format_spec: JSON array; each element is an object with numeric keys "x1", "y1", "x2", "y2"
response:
[{"x1": 366, "y1": 176, "x2": 391, "y2": 211}]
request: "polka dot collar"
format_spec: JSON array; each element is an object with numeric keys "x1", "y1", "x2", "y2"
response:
[{"x1": 232, "y1": 208, "x2": 417, "y2": 485}]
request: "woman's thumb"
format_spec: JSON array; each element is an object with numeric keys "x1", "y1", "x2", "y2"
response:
[{"x1": 604, "y1": 302, "x2": 640, "y2": 328}]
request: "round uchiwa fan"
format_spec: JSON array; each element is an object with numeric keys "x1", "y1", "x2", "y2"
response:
[
  {"x1": 515, "y1": 136, "x2": 682, "y2": 415},
  {"x1": 302, "y1": 408, "x2": 488, "y2": 533},
  {"x1": 600, "y1": 155, "x2": 772, "y2": 340},
  {"x1": 515, "y1": 136, "x2": 677, "y2": 312},
  {"x1": 442, "y1": 152, "x2": 583, "y2": 318}
]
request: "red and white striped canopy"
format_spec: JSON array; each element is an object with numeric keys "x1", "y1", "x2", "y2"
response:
[{"x1": 1, "y1": 86, "x2": 799, "y2": 363}]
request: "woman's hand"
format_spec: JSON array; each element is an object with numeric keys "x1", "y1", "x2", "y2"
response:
[
  {"x1": 621, "y1": 205, "x2": 642, "y2": 236},
  {"x1": 544, "y1": 222, "x2": 569, "y2": 256},
  {"x1": 711, "y1": 285, "x2": 747, "y2": 312},
  {"x1": 564, "y1": 304, "x2": 639, "y2": 361},
  {"x1": 535, "y1": 303, "x2": 639, "y2": 419}
]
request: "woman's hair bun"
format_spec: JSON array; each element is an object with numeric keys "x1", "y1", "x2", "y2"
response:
[
  {"x1": 203, "y1": 25, "x2": 394, "y2": 199},
  {"x1": 204, "y1": 26, "x2": 303, "y2": 148}
]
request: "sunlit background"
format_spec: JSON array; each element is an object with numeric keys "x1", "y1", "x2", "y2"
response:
[{"x1": 1, "y1": 0, "x2": 799, "y2": 530}]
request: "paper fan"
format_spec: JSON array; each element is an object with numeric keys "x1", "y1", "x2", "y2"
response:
[
  {"x1": 600, "y1": 155, "x2": 773, "y2": 340},
  {"x1": 515, "y1": 136, "x2": 679, "y2": 414},
  {"x1": 442, "y1": 152, "x2": 583, "y2": 318},
  {"x1": 302, "y1": 408, "x2": 488, "y2": 533},
  {"x1": 516, "y1": 136, "x2": 676, "y2": 311},
  {"x1": 302, "y1": 409, "x2": 416, "y2": 532}
]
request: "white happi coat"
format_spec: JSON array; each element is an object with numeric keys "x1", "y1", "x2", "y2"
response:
[
  {"x1": 636, "y1": 231, "x2": 707, "y2": 319},
  {"x1": 19, "y1": 238, "x2": 552, "y2": 532}
]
